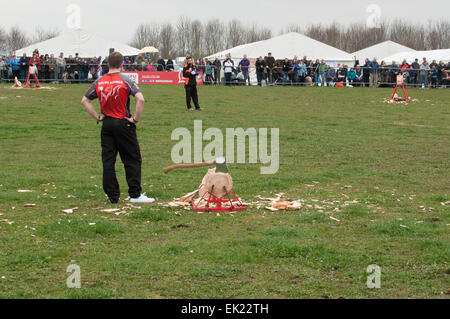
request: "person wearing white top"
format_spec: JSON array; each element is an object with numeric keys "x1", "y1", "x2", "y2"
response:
[{"x1": 223, "y1": 56, "x2": 234, "y2": 86}]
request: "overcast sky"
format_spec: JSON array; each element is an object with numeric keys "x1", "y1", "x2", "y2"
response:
[{"x1": 1, "y1": 0, "x2": 449, "y2": 44}]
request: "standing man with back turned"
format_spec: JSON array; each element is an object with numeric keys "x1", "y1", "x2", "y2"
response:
[{"x1": 81, "y1": 51, "x2": 155, "y2": 204}]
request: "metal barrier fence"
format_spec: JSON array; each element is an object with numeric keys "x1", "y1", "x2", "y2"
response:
[
  {"x1": 190, "y1": 64, "x2": 450, "y2": 88},
  {"x1": 1, "y1": 60, "x2": 449, "y2": 88}
]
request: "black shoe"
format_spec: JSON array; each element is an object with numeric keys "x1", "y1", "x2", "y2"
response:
[{"x1": 109, "y1": 198, "x2": 119, "y2": 204}]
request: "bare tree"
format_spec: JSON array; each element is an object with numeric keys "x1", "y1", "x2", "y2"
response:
[
  {"x1": 280, "y1": 24, "x2": 302, "y2": 35},
  {"x1": 32, "y1": 26, "x2": 60, "y2": 43},
  {"x1": 204, "y1": 19, "x2": 225, "y2": 56},
  {"x1": 0, "y1": 27, "x2": 7, "y2": 51},
  {"x1": 7, "y1": 26, "x2": 30, "y2": 53},
  {"x1": 389, "y1": 19, "x2": 425, "y2": 50},
  {"x1": 244, "y1": 24, "x2": 272, "y2": 43},
  {"x1": 305, "y1": 21, "x2": 388, "y2": 52},
  {"x1": 160, "y1": 23, "x2": 175, "y2": 58},
  {"x1": 190, "y1": 19, "x2": 203, "y2": 59},
  {"x1": 127, "y1": 17, "x2": 449, "y2": 59},
  {"x1": 130, "y1": 23, "x2": 161, "y2": 50},
  {"x1": 176, "y1": 16, "x2": 192, "y2": 57},
  {"x1": 226, "y1": 19, "x2": 245, "y2": 48},
  {"x1": 426, "y1": 20, "x2": 449, "y2": 50}
]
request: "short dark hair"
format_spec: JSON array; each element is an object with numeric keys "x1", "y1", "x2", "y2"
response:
[{"x1": 108, "y1": 52, "x2": 124, "y2": 69}]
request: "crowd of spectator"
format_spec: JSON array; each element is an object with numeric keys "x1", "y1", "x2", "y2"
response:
[
  {"x1": 200, "y1": 53, "x2": 450, "y2": 88},
  {"x1": 1, "y1": 49, "x2": 449, "y2": 88}
]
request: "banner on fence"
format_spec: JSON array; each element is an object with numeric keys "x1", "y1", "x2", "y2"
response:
[{"x1": 121, "y1": 71, "x2": 203, "y2": 85}]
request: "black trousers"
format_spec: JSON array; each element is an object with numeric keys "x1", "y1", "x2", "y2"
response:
[
  {"x1": 224, "y1": 73, "x2": 232, "y2": 86},
  {"x1": 101, "y1": 117, "x2": 142, "y2": 201},
  {"x1": 185, "y1": 85, "x2": 200, "y2": 109}
]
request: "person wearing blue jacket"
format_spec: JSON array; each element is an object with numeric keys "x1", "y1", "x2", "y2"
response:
[
  {"x1": 347, "y1": 68, "x2": 357, "y2": 86},
  {"x1": 430, "y1": 65, "x2": 438, "y2": 88},
  {"x1": 10, "y1": 55, "x2": 21, "y2": 80},
  {"x1": 297, "y1": 60, "x2": 307, "y2": 85}
]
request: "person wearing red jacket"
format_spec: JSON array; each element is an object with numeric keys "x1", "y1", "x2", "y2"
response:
[
  {"x1": 399, "y1": 60, "x2": 410, "y2": 84},
  {"x1": 29, "y1": 53, "x2": 41, "y2": 76}
]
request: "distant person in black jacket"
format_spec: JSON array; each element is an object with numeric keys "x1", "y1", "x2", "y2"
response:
[
  {"x1": 255, "y1": 56, "x2": 267, "y2": 86},
  {"x1": 157, "y1": 56, "x2": 166, "y2": 71},
  {"x1": 166, "y1": 58, "x2": 174, "y2": 71},
  {"x1": 183, "y1": 56, "x2": 203, "y2": 111}
]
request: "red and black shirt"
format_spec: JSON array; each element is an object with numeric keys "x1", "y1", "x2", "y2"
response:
[{"x1": 84, "y1": 72, "x2": 140, "y2": 119}]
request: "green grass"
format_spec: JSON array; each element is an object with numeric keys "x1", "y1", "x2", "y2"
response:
[{"x1": 0, "y1": 84, "x2": 449, "y2": 299}]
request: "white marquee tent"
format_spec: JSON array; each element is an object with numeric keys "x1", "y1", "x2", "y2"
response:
[
  {"x1": 16, "y1": 28, "x2": 140, "y2": 58},
  {"x1": 207, "y1": 32, "x2": 355, "y2": 64},
  {"x1": 381, "y1": 49, "x2": 450, "y2": 64},
  {"x1": 352, "y1": 40, "x2": 416, "y2": 63}
]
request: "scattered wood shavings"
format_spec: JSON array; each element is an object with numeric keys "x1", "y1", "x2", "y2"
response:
[
  {"x1": 101, "y1": 208, "x2": 120, "y2": 213},
  {"x1": 329, "y1": 216, "x2": 340, "y2": 222},
  {"x1": 24, "y1": 203, "x2": 36, "y2": 207},
  {"x1": 62, "y1": 207, "x2": 79, "y2": 214},
  {"x1": 17, "y1": 190, "x2": 35, "y2": 193},
  {"x1": 165, "y1": 190, "x2": 199, "y2": 208}
]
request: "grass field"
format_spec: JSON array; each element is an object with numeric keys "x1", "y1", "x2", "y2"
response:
[{"x1": 0, "y1": 83, "x2": 449, "y2": 299}]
